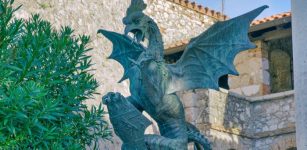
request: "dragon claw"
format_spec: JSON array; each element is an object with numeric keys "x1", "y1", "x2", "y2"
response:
[
  {"x1": 102, "y1": 92, "x2": 113, "y2": 104},
  {"x1": 102, "y1": 92, "x2": 151, "y2": 149},
  {"x1": 102, "y1": 92, "x2": 129, "y2": 110}
]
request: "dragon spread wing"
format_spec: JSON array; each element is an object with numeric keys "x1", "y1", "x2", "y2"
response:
[
  {"x1": 98, "y1": 29, "x2": 145, "y2": 82},
  {"x1": 166, "y1": 6, "x2": 268, "y2": 94}
]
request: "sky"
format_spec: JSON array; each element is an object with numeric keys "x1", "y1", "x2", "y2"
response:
[{"x1": 192, "y1": 0, "x2": 291, "y2": 19}]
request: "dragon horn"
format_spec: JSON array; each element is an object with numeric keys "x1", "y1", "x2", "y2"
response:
[{"x1": 126, "y1": 0, "x2": 147, "y2": 16}]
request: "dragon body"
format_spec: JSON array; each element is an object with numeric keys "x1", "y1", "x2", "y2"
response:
[{"x1": 100, "y1": 1, "x2": 267, "y2": 149}]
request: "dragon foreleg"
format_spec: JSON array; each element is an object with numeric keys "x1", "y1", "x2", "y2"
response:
[{"x1": 103, "y1": 92, "x2": 151, "y2": 150}]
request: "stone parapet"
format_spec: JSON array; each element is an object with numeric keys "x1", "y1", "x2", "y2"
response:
[{"x1": 180, "y1": 89, "x2": 296, "y2": 150}]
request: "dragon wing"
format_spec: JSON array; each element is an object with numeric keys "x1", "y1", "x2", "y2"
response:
[
  {"x1": 166, "y1": 6, "x2": 268, "y2": 94},
  {"x1": 98, "y1": 29, "x2": 145, "y2": 82}
]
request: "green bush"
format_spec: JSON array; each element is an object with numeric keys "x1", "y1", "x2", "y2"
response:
[{"x1": 0, "y1": 0, "x2": 111, "y2": 149}]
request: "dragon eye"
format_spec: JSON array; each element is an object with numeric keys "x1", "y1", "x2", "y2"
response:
[{"x1": 133, "y1": 18, "x2": 141, "y2": 24}]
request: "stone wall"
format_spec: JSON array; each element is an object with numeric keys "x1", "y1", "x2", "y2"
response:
[
  {"x1": 178, "y1": 89, "x2": 253, "y2": 149},
  {"x1": 180, "y1": 89, "x2": 296, "y2": 150},
  {"x1": 255, "y1": 133, "x2": 296, "y2": 150},
  {"x1": 145, "y1": 0, "x2": 217, "y2": 46},
  {"x1": 13, "y1": 0, "x2": 217, "y2": 149},
  {"x1": 250, "y1": 91, "x2": 295, "y2": 136},
  {"x1": 229, "y1": 40, "x2": 271, "y2": 96}
]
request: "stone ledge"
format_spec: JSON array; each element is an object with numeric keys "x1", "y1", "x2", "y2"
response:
[
  {"x1": 226, "y1": 90, "x2": 294, "y2": 103},
  {"x1": 245, "y1": 90, "x2": 294, "y2": 102},
  {"x1": 205, "y1": 124, "x2": 246, "y2": 137},
  {"x1": 253, "y1": 123, "x2": 296, "y2": 139}
]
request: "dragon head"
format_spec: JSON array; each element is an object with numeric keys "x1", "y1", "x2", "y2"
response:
[{"x1": 123, "y1": 0, "x2": 156, "y2": 43}]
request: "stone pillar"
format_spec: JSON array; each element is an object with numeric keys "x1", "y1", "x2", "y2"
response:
[{"x1": 292, "y1": 0, "x2": 307, "y2": 149}]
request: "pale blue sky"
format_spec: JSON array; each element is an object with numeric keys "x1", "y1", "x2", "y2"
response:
[{"x1": 192, "y1": 0, "x2": 291, "y2": 19}]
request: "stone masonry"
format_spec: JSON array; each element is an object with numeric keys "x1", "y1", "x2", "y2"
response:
[
  {"x1": 229, "y1": 41, "x2": 271, "y2": 97},
  {"x1": 144, "y1": 0, "x2": 218, "y2": 46},
  {"x1": 179, "y1": 89, "x2": 296, "y2": 150}
]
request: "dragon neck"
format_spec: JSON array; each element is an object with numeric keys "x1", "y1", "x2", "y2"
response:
[{"x1": 147, "y1": 22, "x2": 164, "y2": 59}]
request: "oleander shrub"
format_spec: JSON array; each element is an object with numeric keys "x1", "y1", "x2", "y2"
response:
[{"x1": 0, "y1": 0, "x2": 111, "y2": 149}]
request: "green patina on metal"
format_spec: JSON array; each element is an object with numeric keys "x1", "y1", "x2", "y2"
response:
[{"x1": 99, "y1": 1, "x2": 267, "y2": 149}]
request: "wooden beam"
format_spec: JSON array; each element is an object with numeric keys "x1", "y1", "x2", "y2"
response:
[
  {"x1": 249, "y1": 16, "x2": 291, "y2": 32},
  {"x1": 250, "y1": 28, "x2": 292, "y2": 41},
  {"x1": 264, "y1": 28, "x2": 292, "y2": 41}
]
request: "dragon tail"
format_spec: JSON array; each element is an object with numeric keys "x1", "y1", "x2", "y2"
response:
[
  {"x1": 144, "y1": 134, "x2": 187, "y2": 150},
  {"x1": 187, "y1": 122, "x2": 212, "y2": 150}
]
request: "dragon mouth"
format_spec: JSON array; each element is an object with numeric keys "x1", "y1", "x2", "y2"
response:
[{"x1": 125, "y1": 27, "x2": 145, "y2": 43}]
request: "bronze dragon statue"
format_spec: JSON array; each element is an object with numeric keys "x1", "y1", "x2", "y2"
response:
[{"x1": 99, "y1": 0, "x2": 267, "y2": 149}]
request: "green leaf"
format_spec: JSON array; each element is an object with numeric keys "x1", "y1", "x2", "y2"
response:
[
  {"x1": 4, "y1": 65, "x2": 23, "y2": 71},
  {"x1": 0, "y1": 4, "x2": 3, "y2": 15},
  {"x1": 16, "y1": 112, "x2": 28, "y2": 119},
  {"x1": 3, "y1": 119, "x2": 8, "y2": 125},
  {"x1": 35, "y1": 121, "x2": 47, "y2": 131},
  {"x1": 39, "y1": 114, "x2": 57, "y2": 121}
]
